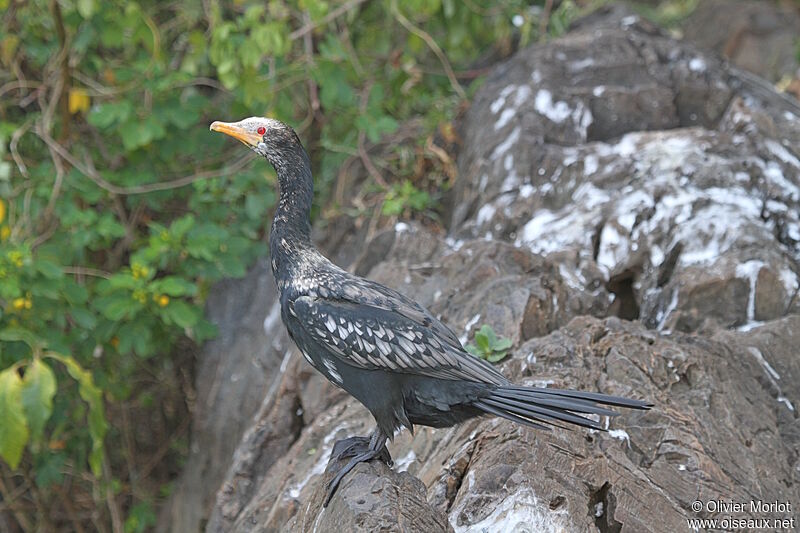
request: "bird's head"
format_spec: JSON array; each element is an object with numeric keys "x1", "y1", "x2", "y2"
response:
[{"x1": 210, "y1": 117, "x2": 300, "y2": 163}]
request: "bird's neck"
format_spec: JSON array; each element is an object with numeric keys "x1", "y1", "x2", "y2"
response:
[{"x1": 269, "y1": 144, "x2": 317, "y2": 284}]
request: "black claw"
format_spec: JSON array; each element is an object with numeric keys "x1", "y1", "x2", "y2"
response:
[{"x1": 377, "y1": 445, "x2": 392, "y2": 466}]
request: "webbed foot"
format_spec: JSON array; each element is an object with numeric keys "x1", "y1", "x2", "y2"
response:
[
  {"x1": 330, "y1": 435, "x2": 392, "y2": 465},
  {"x1": 323, "y1": 429, "x2": 391, "y2": 507}
]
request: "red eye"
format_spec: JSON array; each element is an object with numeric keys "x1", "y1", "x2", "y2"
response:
[{"x1": 257, "y1": 126, "x2": 266, "y2": 135}]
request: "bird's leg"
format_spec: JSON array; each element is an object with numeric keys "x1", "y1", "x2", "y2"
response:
[{"x1": 323, "y1": 428, "x2": 391, "y2": 507}]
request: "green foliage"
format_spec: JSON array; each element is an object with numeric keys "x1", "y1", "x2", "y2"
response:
[
  {"x1": 0, "y1": 366, "x2": 29, "y2": 469},
  {"x1": 548, "y1": 1, "x2": 580, "y2": 37},
  {"x1": 466, "y1": 324, "x2": 513, "y2": 363},
  {"x1": 0, "y1": 351, "x2": 103, "y2": 474},
  {"x1": 629, "y1": 0, "x2": 699, "y2": 28},
  {"x1": 124, "y1": 501, "x2": 157, "y2": 533},
  {"x1": 20, "y1": 358, "x2": 56, "y2": 445},
  {"x1": 0, "y1": 0, "x2": 575, "y2": 529},
  {"x1": 382, "y1": 180, "x2": 435, "y2": 216}
]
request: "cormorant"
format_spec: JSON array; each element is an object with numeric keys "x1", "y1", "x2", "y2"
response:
[{"x1": 210, "y1": 117, "x2": 652, "y2": 506}]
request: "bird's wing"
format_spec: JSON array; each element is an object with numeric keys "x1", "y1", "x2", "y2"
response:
[
  {"x1": 340, "y1": 277, "x2": 467, "y2": 351},
  {"x1": 290, "y1": 294, "x2": 508, "y2": 384}
]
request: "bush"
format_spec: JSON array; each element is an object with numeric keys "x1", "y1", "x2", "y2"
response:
[{"x1": 0, "y1": 0, "x2": 577, "y2": 529}]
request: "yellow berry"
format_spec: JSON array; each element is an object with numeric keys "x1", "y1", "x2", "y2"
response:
[
  {"x1": 0, "y1": 226, "x2": 9, "y2": 241},
  {"x1": 158, "y1": 295, "x2": 169, "y2": 307},
  {"x1": 12, "y1": 298, "x2": 25, "y2": 310},
  {"x1": 110, "y1": 336, "x2": 120, "y2": 348},
  {"x1": 23, "y1": 298, "x2": 32, "y2": 309},
  {"x1": 0, "y1": 199, "x2": 5, "y2": 224}
]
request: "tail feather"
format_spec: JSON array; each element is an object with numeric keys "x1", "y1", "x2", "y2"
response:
[
  {"x1": 476, "y1": 385, "x2": 651, "y2": 431},
  {"x1": 492, "y1": 389, "x2": 620, "y2": 417},
  {"x1": 473, "y1": 400, "x2": 553, "y2": 431},
  {"x1": 482, "y1": 396, "x2": 604, "y2": 430},
  {"x1": 501, "y1": 385, "x2": 653, "y2": 410}
]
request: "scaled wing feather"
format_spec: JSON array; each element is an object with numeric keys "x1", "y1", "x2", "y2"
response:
[{"x1": 291, "y1": 295, "x2": 507, "y2": 385}]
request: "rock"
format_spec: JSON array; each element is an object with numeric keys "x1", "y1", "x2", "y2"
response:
[
  {"x1": 166, "y1": 5, "x2": 800, "y2": 532},
  {"x1": 211, "y1": 313, "x2": 800, "y2": 531},
  {"x1": 366, "y1": 226, "x2": 611, "y2": 346},
  {"x1": 447, "y1": 315, "x2": 798, "y2": 532},
  {"x1": 159, "y1": 260, "x2": 291, "y2": 533},
  {"x1": 452, "y1": 6, "x2": 800, "y2": 334},
  {"x1": 681, "y1": 0, "x2": 800, "y2": 83},
  {"x1": 286, "y1": 458, "x2": 453, "y2": 533}
]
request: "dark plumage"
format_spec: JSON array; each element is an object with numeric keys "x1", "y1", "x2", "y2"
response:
[{"x1": 210, "y1": 117, "x2": 652, "y2": 505}]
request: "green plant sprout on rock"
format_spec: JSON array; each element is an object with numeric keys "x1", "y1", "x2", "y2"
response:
[{"x1": 465, "y1": 324, "x2": 512, "y2": 363}]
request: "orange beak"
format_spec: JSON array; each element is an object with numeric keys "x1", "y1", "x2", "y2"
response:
[{"x1": 210, "y1": 121, "x2": 262, "y2": 148}]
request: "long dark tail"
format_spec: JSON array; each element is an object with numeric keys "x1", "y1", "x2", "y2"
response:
[{"x1": 474, "y1": 385, "x2": 652, "y2": 431}]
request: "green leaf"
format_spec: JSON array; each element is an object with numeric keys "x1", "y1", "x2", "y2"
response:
[
  {"x1": 35, "y1": 452, "x2": 65, "y2": 488},
  {"x1": 245, "y1": 193, "x2": 267, "y2": 220},
  {"x1": 493, "y1": 337, "x2": 512, "y2": 351},
  {"x1": 475, "y1": 329, "x2": 489, "y2": 353},
  {"x1": 193, "y1": 318, "x2": 218, "y2": 343},
  {"x1": 468, "y1": 325, "x2": 512, "y2": 362},
  {"x1": 382, "y1": 197, "x2": 404, "y2": 216},
  {"x1": 169, "y1": 215, "x2": 195, "y2": 239},
  {"x1": 20, "y1": 359, "x2": 56, "y2": 443},
  {"x1": 117, "y1": 321, "x2": 153, "y2": 357},
  {"x1": 96, "y1": 294, "x2": 131, "y2": 321},
  {"x1": 482, "y1": 324, "x2": 498, "y2": 346},
  {"x1": 0, "y1": 160, "x2": 10, "y2": 180},
  {"x1": 61, "y1": 279, "x2": 89, "y2": 305},
  {"x1": 108, "y1": 272, "x2": 143, "y2": 289},
  {"x1": 70, "y1": 307, "x2": 97, "y2": 329},
  {"x1": 164, "y1": 300, "x2": 197, "y2": 328},
  {"x1": 96, "y1": 214, "x2": 127, "y2": 239},
  {"x1": 88, "y1": 101, "x2": 131, "y2": 128},
  {"x1": 120, "y1": 123, "x2": 147, "y2": 151},
  {"x1": 76, "y1": 0, "x2": 96, "y2": 18},
  {"x1": 162, "y1": 105, "x2": 199, "y2": 130},
  {"x1": 0, "y1": 327, "x2": 40, "y2": 351},
  {"x1": 124, "y1": 501, "x2": 156, "y2": 533},
  {"x1": 49, "y1": 353, "x2": 107, "y2": 477},
  {"x1": 152, "y1": 277, "x2": 196, "y2": 297},
  {"x1": 486, "y1": 350, "x2": 509, "y2": 363},
  {"x1": 0, "y1": 367, "x2": 29, "y2": 469},
  {"x1": 0, "y1": 276, "x2": 21, "y2": 299},
  {"x1": 35, "y1": 259, "x2": 64, "y2": 279}
]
